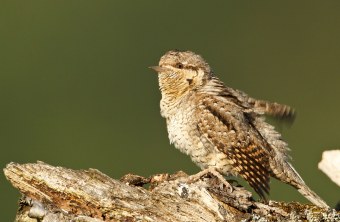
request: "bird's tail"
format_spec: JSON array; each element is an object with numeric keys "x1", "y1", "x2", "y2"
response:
[
  {"x1": 295, "y1": 182, "x2": 329, "y2": 209},
  {"x1": 276, "y1": 162, "x2": 330, "y2": 209}
]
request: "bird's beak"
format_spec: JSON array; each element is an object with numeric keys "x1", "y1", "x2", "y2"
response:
[{"x1": 149, "y1": 66, "x2": 168, "y2": 73}]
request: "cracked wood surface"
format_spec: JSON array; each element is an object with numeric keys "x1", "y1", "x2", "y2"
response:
[{"x1": 3, "y1": 162, "x2": 340, "y2": 222}]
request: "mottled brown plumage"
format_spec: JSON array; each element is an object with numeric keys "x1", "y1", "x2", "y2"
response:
[{"x1": 151, "y1": 50, "x2": 329, "y2": 208}]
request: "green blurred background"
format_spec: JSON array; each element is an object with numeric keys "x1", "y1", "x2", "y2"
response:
[{"x1": 1, "y1": 1, "x2": 340, "y2": 220}]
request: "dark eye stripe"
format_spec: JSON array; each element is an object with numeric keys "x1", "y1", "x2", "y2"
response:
[
  {"x1": 187, "y1": 65, "x2": 198, "y2": 71},
  {"x1": 174, "y1": 63, "x2": 198, "y2": 71}
]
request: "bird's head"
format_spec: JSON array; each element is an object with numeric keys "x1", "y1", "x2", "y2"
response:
[{"x1": 150, "y1": 50, "x2": 212, "y2": 99}]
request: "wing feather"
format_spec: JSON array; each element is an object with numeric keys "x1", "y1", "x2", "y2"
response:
[
  {"x1": 196, "y1": 95, "x2": 271, "y2": 199},
  {"x1": 204, "y1": 77, "x2": 295, "y2": 120}
]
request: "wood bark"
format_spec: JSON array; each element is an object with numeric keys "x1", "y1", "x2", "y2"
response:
[
  {"x1": 3, "y1": 161, "x2": 339, "y2": 222},
  {"x1": 319, "y1": 150, "x2": 340, "y2": 187}
]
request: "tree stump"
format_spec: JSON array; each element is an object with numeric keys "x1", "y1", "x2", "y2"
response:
[{"x1": 3, "y1": 161, "x2": 339, "y2": 222}]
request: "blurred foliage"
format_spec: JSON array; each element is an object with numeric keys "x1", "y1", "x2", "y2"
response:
[{"x1": 1, "y1": 1, "x2": 340, "y2": 220}]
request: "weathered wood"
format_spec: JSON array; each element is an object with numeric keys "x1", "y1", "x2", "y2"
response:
[
  {"x1": 319, "y1": 150, "x2": 340, "y2": 187},
  {"x1": 3, "y1": 162, "x2": 340, "y2": 222}
]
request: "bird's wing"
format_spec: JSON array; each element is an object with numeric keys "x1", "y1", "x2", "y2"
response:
[
  {"x1": 196, "y1": 95, "x2": 271, "y2": 199},
  {"x1": 225, "y1": 87, "x2": 295, "y2": 120},
  {"x1": 246, "y1": 96, "x2": 295, "y2": 121},
  {"x1": 205, "y1": 77, "x2": 295, "y2": 120}
]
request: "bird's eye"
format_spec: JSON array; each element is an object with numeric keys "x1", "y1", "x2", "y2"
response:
[{"x1": 175, "y1": 63, "x2": 184, "y2": 69}]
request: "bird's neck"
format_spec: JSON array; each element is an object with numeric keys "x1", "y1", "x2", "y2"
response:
[
  {"x1": 158, "y1": 75, "x2": 190, "y2": 102},
  {"x1": 158, "y1": 79, "x2": 192, "y2": 118}
]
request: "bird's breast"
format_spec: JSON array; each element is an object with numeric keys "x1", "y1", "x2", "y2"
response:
[{"x1": 165, "y1": 102, "x2": 233, "y2": 174}]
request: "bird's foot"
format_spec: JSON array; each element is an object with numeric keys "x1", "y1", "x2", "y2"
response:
[{"x1": 187, "y1": 168, "x2": 233, "y2": 193}]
